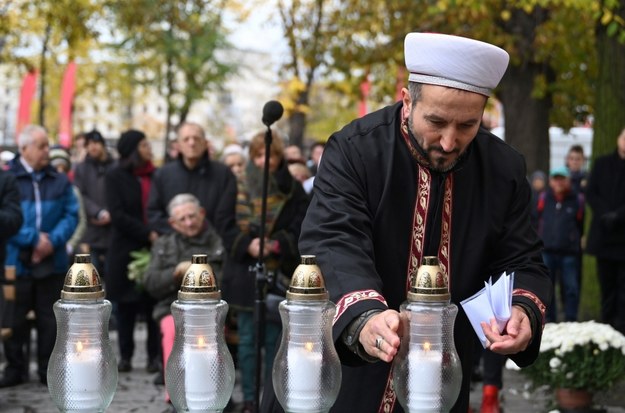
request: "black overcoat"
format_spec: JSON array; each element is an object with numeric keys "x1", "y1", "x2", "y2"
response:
[
  {"x1": 146, "y1": 154, "x2": 238, "y2": 253},
  {"x1": 585, "y1": 151, "x2": 625, "y2": 260},
  {"x1": 104, "y1": 166, "x2": 154, "y2": 302},
  {"x1": 73, "y1": 154, "x2": 116, "y2": 250},
  {"x1": 0, "y1": 170, "x2": 23, "y2": 279},
  {"x1": 261, "y1": 102, "x2": 551, "y2": 413}
]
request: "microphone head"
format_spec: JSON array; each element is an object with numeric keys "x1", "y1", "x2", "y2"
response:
[{"x1": 262, "y1": 100, "x2": 284, "y2": 127}]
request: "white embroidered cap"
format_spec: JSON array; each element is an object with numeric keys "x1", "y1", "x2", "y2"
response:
[{"x1": 404, "y1": 33, "x2": 510, "y2": 96}]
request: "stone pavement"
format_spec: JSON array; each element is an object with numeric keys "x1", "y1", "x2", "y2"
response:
[{"x1": 1, "y1": 322, "x2": 624, "y2": 412}]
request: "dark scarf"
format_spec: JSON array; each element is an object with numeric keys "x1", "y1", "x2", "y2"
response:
[{"x1": 133, "y1": 161, "x2": 155, "y2": 223}]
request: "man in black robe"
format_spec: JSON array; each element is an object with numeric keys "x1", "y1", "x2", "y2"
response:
[{"x1": 261, "y1": 33, "x2": 551, "y2": 413}]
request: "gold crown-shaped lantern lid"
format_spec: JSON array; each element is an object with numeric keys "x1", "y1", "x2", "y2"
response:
[
  {"x1": 178, "y1": 254, "x2": 221, "y2": 301},
  {"x1": 407, "y1": 256, "x2": 451, "y2": 302},
  {"x1": 286, "y1": 255, "x2": 329, "y2": 301},
  {"x1": 61, "y1": 254, "x2": 105, "y2": 300}
]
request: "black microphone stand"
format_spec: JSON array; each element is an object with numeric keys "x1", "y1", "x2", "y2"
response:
[{"x1": 250, "y1": 122, "x2": 274, "y2": 413}]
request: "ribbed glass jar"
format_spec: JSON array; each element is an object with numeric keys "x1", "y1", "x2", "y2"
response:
[
  {"x1": 272, "y1": 300, "x2": 341, "y2": 413},
  {"x1": 47, "y1": 300, "x2": 117, "y2": 413},
  {"x1": 165, "y1": 299, "x2": 235, "y2": 413},
  {"x1": 392, "y1": 301, "x2": 462, "y2": 413}
]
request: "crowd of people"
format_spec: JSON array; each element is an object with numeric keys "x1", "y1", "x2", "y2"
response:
[
  {"x1": 0, "y1": 121, "x2": 322, "y2": 413},
  {"x1": 528, "y1": 137, "x2": 625, "y2": 331},
  {"x1": 0, "y1": 30, "x2": 624, "y2": 413}
]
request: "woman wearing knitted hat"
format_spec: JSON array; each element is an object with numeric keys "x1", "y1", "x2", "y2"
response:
[
  {"x1": 105, "y1": 129, "x2": 160, "y2": 374},
  {"x1": 49, "y1": 145, "x2": 87, "y2": 257}
]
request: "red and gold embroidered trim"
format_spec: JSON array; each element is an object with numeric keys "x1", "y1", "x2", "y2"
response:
[
  {"x1": 333, "y1": 289, "x2": 388, "y2": 325},
  {"x1": 403, "y1": 168, "x2": 453, "y2": 292},
  {"x1": 512, "y1": 288, "x2": 547, "y2": 324},
  {"x1": 378, "y1": 367, "x2": 396, "y2": 413},
  {"x1": 438, "y1": 175, "x2": 453, "y2": 287},
  {"x1": 406, "y1": 166, "x2": 431, "y2": 291}
]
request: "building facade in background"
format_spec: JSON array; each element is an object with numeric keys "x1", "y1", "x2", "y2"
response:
[{"x1": 0, "y1": 48, "x2": 279, "y2": 160}]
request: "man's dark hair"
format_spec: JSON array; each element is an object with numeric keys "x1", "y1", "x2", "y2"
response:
[
  {"x1": 408, "y1": 82, "x2": 423, "y2": 103},
  {"x1": 568, "y1": 145, "x2": 584, "y2": 156}
]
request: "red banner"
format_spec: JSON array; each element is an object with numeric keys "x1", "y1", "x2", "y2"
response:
[
  {"x1": 16, "y1": 70, "x2": 38, "y2": 141},
  {"x1": 358, "y1": 74, "x2": 371, "y2": 118},
  {"x1": 59, "y1": 61, "x2": 77, "y2": 148}
]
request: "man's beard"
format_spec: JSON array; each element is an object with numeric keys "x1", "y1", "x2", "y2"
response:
[{"x1": 407, "y1": 112, "x2": 461, "y2": 173}]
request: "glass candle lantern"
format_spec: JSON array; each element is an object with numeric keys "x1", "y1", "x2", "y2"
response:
[
  {"x1": 47, "y1": 254, "x2": 118, "y2": 413},
  {"x1": 272, "y1": 255, "x2": 341, "y2": 413},
  {"x1": 392, "y1": 256, "x2": 462, "y2": 413},
  {"x1": 165, "y1": 254, "x2": 235, "y2": 413}
]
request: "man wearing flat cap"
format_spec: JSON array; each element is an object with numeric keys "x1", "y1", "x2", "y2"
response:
[
  {"x1": 261, "y1": 33, "x2": 551, "y2": 413},
  {"x1": 73, "y1": 130, "x2": 115, "y2": 277}
]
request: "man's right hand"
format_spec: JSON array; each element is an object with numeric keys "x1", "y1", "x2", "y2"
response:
[
  {"x1": 247, "y1": 237, "x2": 272, "y2": 258},
  {"x1": 91, "y1": 210, "x2": 111, "y2": 226},
  {"x1": 32, "y1": 233, "x2": 53, "y2": 264},
  {"x1": 149, "y1": 231, "x2": 159, "y2": 243},
  {"x1": 359, "y1": 309, "x2": 404, "y2": 362},
  {"x1": 174, "y1": 261, "x2": 192, "y2": 281}
]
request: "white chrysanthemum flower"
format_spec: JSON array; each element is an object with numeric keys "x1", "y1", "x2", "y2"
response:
[
  {"x1": 549, "y1": 358, "x2": 562, "y2": 369},
  {"x1": 520, "y1": 321, "x2": 625, "y2": 391}
]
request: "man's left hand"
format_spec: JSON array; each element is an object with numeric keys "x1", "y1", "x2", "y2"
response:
[{"x1": 480, "y1": 305, "x2": 531, "y2": 354}]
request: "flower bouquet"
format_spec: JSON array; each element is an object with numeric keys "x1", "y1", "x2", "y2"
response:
[
  {"x1": 127, "y1": 248, "x2": 150, "y2": 289},
  {"x1": 507, "y1": 321, "x2": 625, "y2": 393}
]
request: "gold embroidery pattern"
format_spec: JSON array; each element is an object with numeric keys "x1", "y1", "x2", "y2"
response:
[
  {"x1": 378, "y1": 367, "x2": 396, "y2": 413},
  {"x1": 438, "y1": 175, "x2": 453, "y2": 286},
  {"x1": 406, "y1": 165, "x2": 431, "y2": 291},
  {"x1": 512, "y1": 288, "x2": 547, "y2": 324},
  {"x1": 333, "y1": 290, "x2": 388, "y2": 325}
]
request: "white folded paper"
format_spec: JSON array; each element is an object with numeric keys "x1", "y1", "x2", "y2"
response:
[{"x1": 460, "y1": 272, "x2": 514, "y2": 348}]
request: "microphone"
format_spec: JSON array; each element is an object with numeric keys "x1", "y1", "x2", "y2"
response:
[{"x1": 262, "y1": 100, "x2": 284, "y2": 127}]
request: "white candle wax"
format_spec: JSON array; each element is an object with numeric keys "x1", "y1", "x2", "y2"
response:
[
  {"x1": 286, "y1": 343, "x2": 322, "y2": 412},
  {"x1": 407, "y1": 345, "x2": 442, "y2": 413},
  {"x1": 184, "y1": 337, "x2": 218, "y2": 411},
  {"x1": 67, "y1": 341, "x2": 100, "y2": 410}
]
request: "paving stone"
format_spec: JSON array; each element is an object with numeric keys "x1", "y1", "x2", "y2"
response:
[{"x1": 2, "y1": 323, "x2": 624, "y2": 412}]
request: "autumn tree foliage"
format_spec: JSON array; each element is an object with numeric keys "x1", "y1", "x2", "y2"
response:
[{"x1": 274, "y1": 0, "x2": 624, "y2": 171}]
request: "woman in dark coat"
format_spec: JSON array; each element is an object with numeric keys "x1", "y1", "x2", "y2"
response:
[
  {"x1": 221, "y1": 130, "x2": 310, "y2": 413},
  {"x1": 105, "y1": 130, "x2": 160, "y2": 373}
]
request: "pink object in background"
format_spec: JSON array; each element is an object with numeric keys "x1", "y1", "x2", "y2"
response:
[
  {"x1": 16, "y1": 70, "x2": 38, "y2": 140},
  {"x1": 59, "y1": 61, "x2": 77, "y2": 148}
]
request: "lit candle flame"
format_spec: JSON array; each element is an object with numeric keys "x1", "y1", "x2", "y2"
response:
[
  {"x1": 423, "y1": 342, "x2": 431, "y2": 352},
  {"x1": 197, "y1": 336, "x2": 206, "y2": 347},
  {"x1": 76, "y1": 341, "x2": 84, "y2": 353},
  {"x1": 304, "y1": 342, "x2": 314, "y2": 352}
]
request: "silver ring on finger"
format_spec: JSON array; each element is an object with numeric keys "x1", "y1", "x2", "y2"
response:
[{"x1": 375, "y1": 336, "x2": 384, "y2": 351}]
